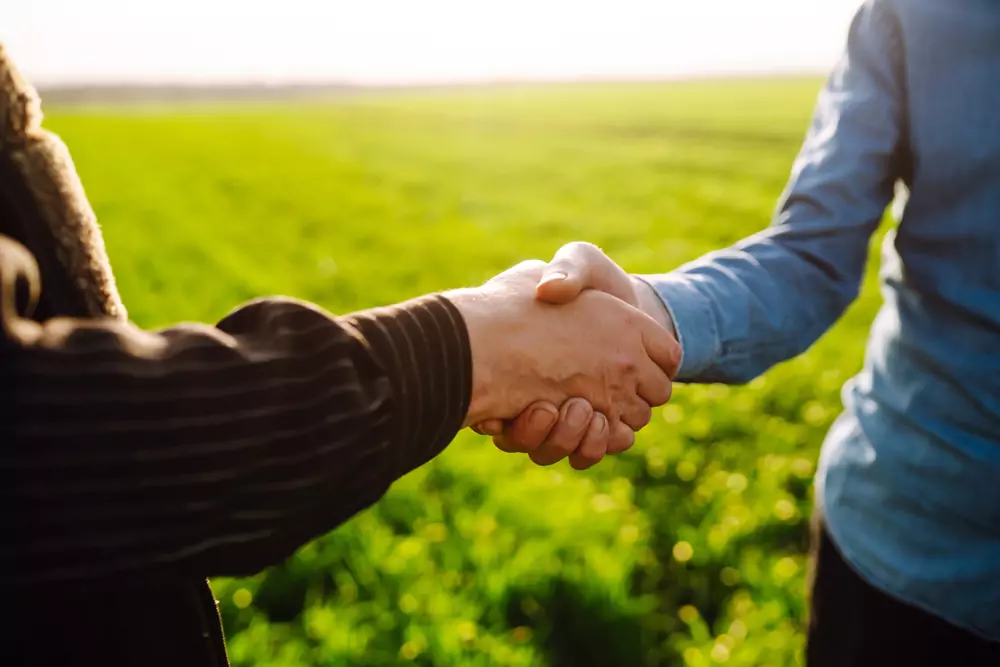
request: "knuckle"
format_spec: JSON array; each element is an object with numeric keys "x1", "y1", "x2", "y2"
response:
[
  {"x1": 635, "y1": 403, "x2": 653, "y2": 426},
  {"x1": 516, "y1": 259, "x2": 548, "y2": 273},
  {"x1": 623, "y1": 414, "x2": 644, "y2": 431},
  {"x1": 612, "y1": 422, "x2": 636, "y2": 450},
  {"x1": 565, "y1": 241, "x2": 598, "y2": 255},
  {"x1": 616, "y1": 432, "x2": 636, "y2": 453},
  {"x1": 612, "y1": 356, "x2": 638, "y2": 379},
  {"x1": 646, "y1": 379, "x2": 673, "y2": 407}
]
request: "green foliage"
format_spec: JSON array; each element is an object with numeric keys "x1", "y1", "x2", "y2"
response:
[{"x1": 45, "y1": 78, "x2": 887, "y2": 666}]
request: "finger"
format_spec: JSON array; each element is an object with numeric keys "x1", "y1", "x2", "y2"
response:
[
  {"x1": 568, "y1": 412, "x2": 610, "y2": 470},
  {"x1": 536, "y1": 242, "x2": 639, "y2": 306},
  {"x1": 492, "y1": 402, "x2": 558, "y2": 453},
  {"x1": 535, "y1": 244, "x2": 594, "y2": 304},
  {"x1": 492, "y1": 433, "x2": 519, "y2": 453},
  {"x1": 471, "y1": 419, "x2": 504, "y2": 436},
  {"x1": 529, "y1": 398, "x2": 594, "y2": 466},
  {"x1": 607, "y1": 419, "x2": 636, "y2": 455},
  {"x1": 493, "y1": 412, "x2": 559, "y2": 454},
  {"x1": 636, "y1": 359, "x2": 673, "y2": 407},
  {"x1": 620, "y1": 398, "x2": 653, "y2": 432},
  {"x1": 495, "y1": 401, "x2": 561, "y2": 452},
  {"x1": 635, "y1": 311, "x2": 683, "y2": 378}
]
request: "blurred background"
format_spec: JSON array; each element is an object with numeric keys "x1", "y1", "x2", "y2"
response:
[{"x1": 4, "y1": 2, "x2": 879, "y2": 665}]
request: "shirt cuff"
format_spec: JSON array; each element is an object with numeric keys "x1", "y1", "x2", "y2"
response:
[
  {"x1": 342, "y1": 294, "x2": 472, "y2": 478},
  {"x1": 634, "y1": 273, "x2": 721, "y2": 382}
]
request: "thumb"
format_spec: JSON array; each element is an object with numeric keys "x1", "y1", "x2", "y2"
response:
[
  {"x1": 536, "y1": 242, "x2": 638, "y2": 306},
  {"x1": 535, "y1": 242, "x2": 596, "y2": 304},
  {"x1": 535, "y1": 270, "x2": 586, "y2": 304}
]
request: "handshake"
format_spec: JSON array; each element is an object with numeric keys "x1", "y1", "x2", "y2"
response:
[{"x1": 446, "y1": 242, "x2": 679, "y2": 470}]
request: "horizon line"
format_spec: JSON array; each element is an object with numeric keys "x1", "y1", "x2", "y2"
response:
[{"x1": 35, "y1": 68, "x2": 829, "y2": 92}]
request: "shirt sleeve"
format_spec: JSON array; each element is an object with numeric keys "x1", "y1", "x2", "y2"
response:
[
  {"x1": 0, "y1": 235, "x2": 472, "y2": 585},
  {"x1": 638, "y1": 0, "x2": 909, "y2": 384}
]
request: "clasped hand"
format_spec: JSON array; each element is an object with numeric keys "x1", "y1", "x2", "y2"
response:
[{"x1": 445, "y1": 243, "x2": 678, "y2": 470}]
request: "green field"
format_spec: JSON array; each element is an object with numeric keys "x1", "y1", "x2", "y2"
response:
[{"x1": 45, "y1": 78, "x2": 888, "y2": 667}]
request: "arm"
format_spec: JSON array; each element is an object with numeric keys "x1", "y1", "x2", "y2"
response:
[
  {"x1": 642, "y1": 0, "x2": 908, "y2": 384},
  {"x1": 0, "y1": 236, "x2": 471, "y2": 584},
  {"x1": 489, "y1": 0, "x2": 911, "y2": 451},
  {"x1": 1, "y1": 243, "x2": 677, "y2": 585}
]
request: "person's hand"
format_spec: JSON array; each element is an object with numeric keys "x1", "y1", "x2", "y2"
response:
[
  {"x1": 444, "y1": 259, "x2": 680, "y2": 467},
  {"x1": 536, "y1": 242, "x2": 674, "y2": 333},
  {"x1": 488, "y1": 396, "x2": 614, "y2": 470},
  {"x1": 472, "y1": 244, "x2": 678, "y2": 467}
]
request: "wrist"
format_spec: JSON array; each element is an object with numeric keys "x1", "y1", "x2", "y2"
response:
[
  {"x1": 441, "y1": 287, "x2": 502, "y2": 427},
  {"x1": 630, "y1": 275, "x2": 677, "y2": 337}
]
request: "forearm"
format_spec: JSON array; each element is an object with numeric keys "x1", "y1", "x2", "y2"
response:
[
  {"x1": 1, "y1": 293, "x2": 470, "y2": 584},
  {"x1": 637, "y1": 0, "x2": 905, "y2": 384},
  {"x1": 636, "y1": 223, "x2": 876, "y2": 384},
  {"x1": 342, "y1": 295, "x2": 472, "y2": 473}
]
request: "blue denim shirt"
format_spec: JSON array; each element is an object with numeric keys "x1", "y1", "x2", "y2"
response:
[{"x1": 642, "y1": 0, "x2": 1000, "y2": 639}]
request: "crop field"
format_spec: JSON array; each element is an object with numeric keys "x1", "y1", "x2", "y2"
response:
[{"x1": 45, "y1": 77, "x2": 888, "y2": 667}]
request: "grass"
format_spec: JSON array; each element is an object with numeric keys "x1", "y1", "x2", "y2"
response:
[{"x1": 44, "y1": 77, "x2": 888, "y2": 667}]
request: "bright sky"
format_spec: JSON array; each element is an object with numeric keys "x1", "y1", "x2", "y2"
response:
[{"x1": 4, "y1": 0, "x2": 862, "y2": 86}]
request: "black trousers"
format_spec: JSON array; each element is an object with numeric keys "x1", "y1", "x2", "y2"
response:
[{"x1": 806, "y1": 515, "x2": 1000, "y2": 667}]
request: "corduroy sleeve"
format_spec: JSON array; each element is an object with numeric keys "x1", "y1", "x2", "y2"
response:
[{"x1": 0, "y1": 235, "x2": 472, "y2": 584}]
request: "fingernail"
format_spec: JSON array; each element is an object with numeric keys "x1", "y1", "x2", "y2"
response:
[
  {"x1": 539, "y1": 271, "x2": 567, "y2": 286},
  {"x1": 566, "y1": 401, "x2": 589, "y2": 428},
  {"x1": 593, "y1": 413, "x2": 608, "y2": 433},
  {"x1": 529, "y1": 407, "x2": 557, "y2": 430}
]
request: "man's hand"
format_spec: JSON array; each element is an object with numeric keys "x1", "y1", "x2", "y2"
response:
[
  {"x1": 471, "y1": 244, "x2": 679, "y2": 468},
  {"x1": 536, "y1": 242, "x2": 675, "y2": 334},
  {"x1": 445, "y1": 259, "x2": 680, "y2": 468}
]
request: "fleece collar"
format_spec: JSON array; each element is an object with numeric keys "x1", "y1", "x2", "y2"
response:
[{"x1": 0, "y1": 41, "x2": 125, "y2": 321}]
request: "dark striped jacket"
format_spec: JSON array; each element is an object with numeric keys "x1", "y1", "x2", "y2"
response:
[{"x1": 0, "y1": 43, "x2": 471, "y2": 666}]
